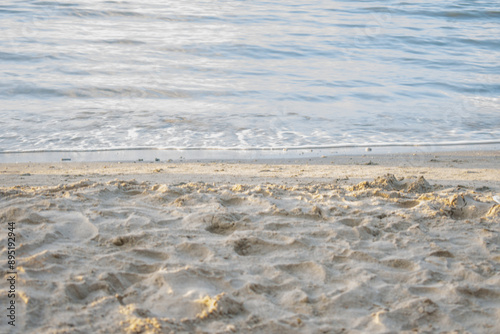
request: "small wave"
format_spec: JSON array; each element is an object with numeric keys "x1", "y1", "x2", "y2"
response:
[
  {"x1": 375, "y1": 7, "x2": 499, "y2": 20},
  {"x1": 0, "y1": 85, "x2": 240, "y2": 99},
  {"x1": 401, "y1": 82, "x2": 500, "y2": 95},
  {"x1": 0, "y1": 9, "x2": 26, "y2": 14},
  {"x1": 0, "y1": 51, "x2": 57, "y2": 62},
  {"x1": 32, "y1": 1, "x2": 78, "y2": 6},
  {"x1": 93, "y1": 39, "x2": 146, "y2": 45},
  {"x1": 63, "y1": 7, "x2": 218, "y2": 23},
  {"x1": 66, "y1": 8, "x2": 151, "y2": 19},
  {"x1": 203, "y1": 44, "x2": 307, "y2": 59},
  {"x1": 2, "y1": 140, "x2": 500, "y2": 154}
]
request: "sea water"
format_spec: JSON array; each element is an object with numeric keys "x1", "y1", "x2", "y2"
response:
[{"x1": 1, "y1": 0, "x2": 499, "y2": 155}]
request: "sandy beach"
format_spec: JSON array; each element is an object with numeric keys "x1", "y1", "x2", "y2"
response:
[{"x1": 1, "y1": 151, "x2": 499, "y2": 333}]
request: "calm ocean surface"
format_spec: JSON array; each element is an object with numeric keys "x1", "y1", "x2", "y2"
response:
[{"x1": 1, "y1": 0, "x2": 499, "y2": 153}]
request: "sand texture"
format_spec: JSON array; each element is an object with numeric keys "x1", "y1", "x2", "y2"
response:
[{"x1": 0, "y1": 152, "x2": 499, "y2": 333}]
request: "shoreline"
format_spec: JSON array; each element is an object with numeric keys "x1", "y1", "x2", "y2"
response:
[
  {"x1": 1, "y1": 142, "x2": 499, "y2": 163},
  {"x1": 1, "y1": 150, "x2": 499, "y2": 188}
]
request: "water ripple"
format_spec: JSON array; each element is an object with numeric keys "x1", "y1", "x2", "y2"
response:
[{"x1": 1, "y1": 0, "x2": 499, "y2": 153}]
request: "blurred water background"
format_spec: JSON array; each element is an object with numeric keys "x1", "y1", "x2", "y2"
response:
[{"x1": 1, "y1": 0, "x2": 499, "y2": 154}]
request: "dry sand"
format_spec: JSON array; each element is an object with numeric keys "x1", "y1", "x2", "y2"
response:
[{"x1": 0, "y1": 151, "x2": 499, "y2": 333}]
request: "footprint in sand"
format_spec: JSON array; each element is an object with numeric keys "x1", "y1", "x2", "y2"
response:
[
  {"x1": 446, "y1": 194, "x2": 491, "y2": 219},
  {"x1": 232, "y1": 237, "x2": 303, "y2": 256},
  {"x1": 233, "y1": 238, "x2": 254, "y2": 256},
  {"x1": 277, "y1": 261, "x2": 327, "y2": 283},
  {"x1": 337, "y1": 218, "x2": 363, "y2": 227},
  {"x1": 381, "y1": 258, "x2": 417, "y2": 271},
  {"x1": 184, "y1": 212, "x2": 243, "y2": 235},
  {"x1": 395, "y1": 200, "x2": 420, "y2": 209},
  {"x1": 176, "y1": 242, "x2": 214, "y2": 261},
  {"x1": 44, "y1": 212, "x2": 98, "y2": 242},
  {"x1": 65, "y1": 280, "x2": 108, "y2": 302},
  {"x1": 204, "y1": 213, "x2": 240, "y2": 235},
  {"x1": 455, "y1": 285, "x2": 500, "y2": 300},
  {"x1": 428, "y1": 250, "x2": 454, "y2": 258}
]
